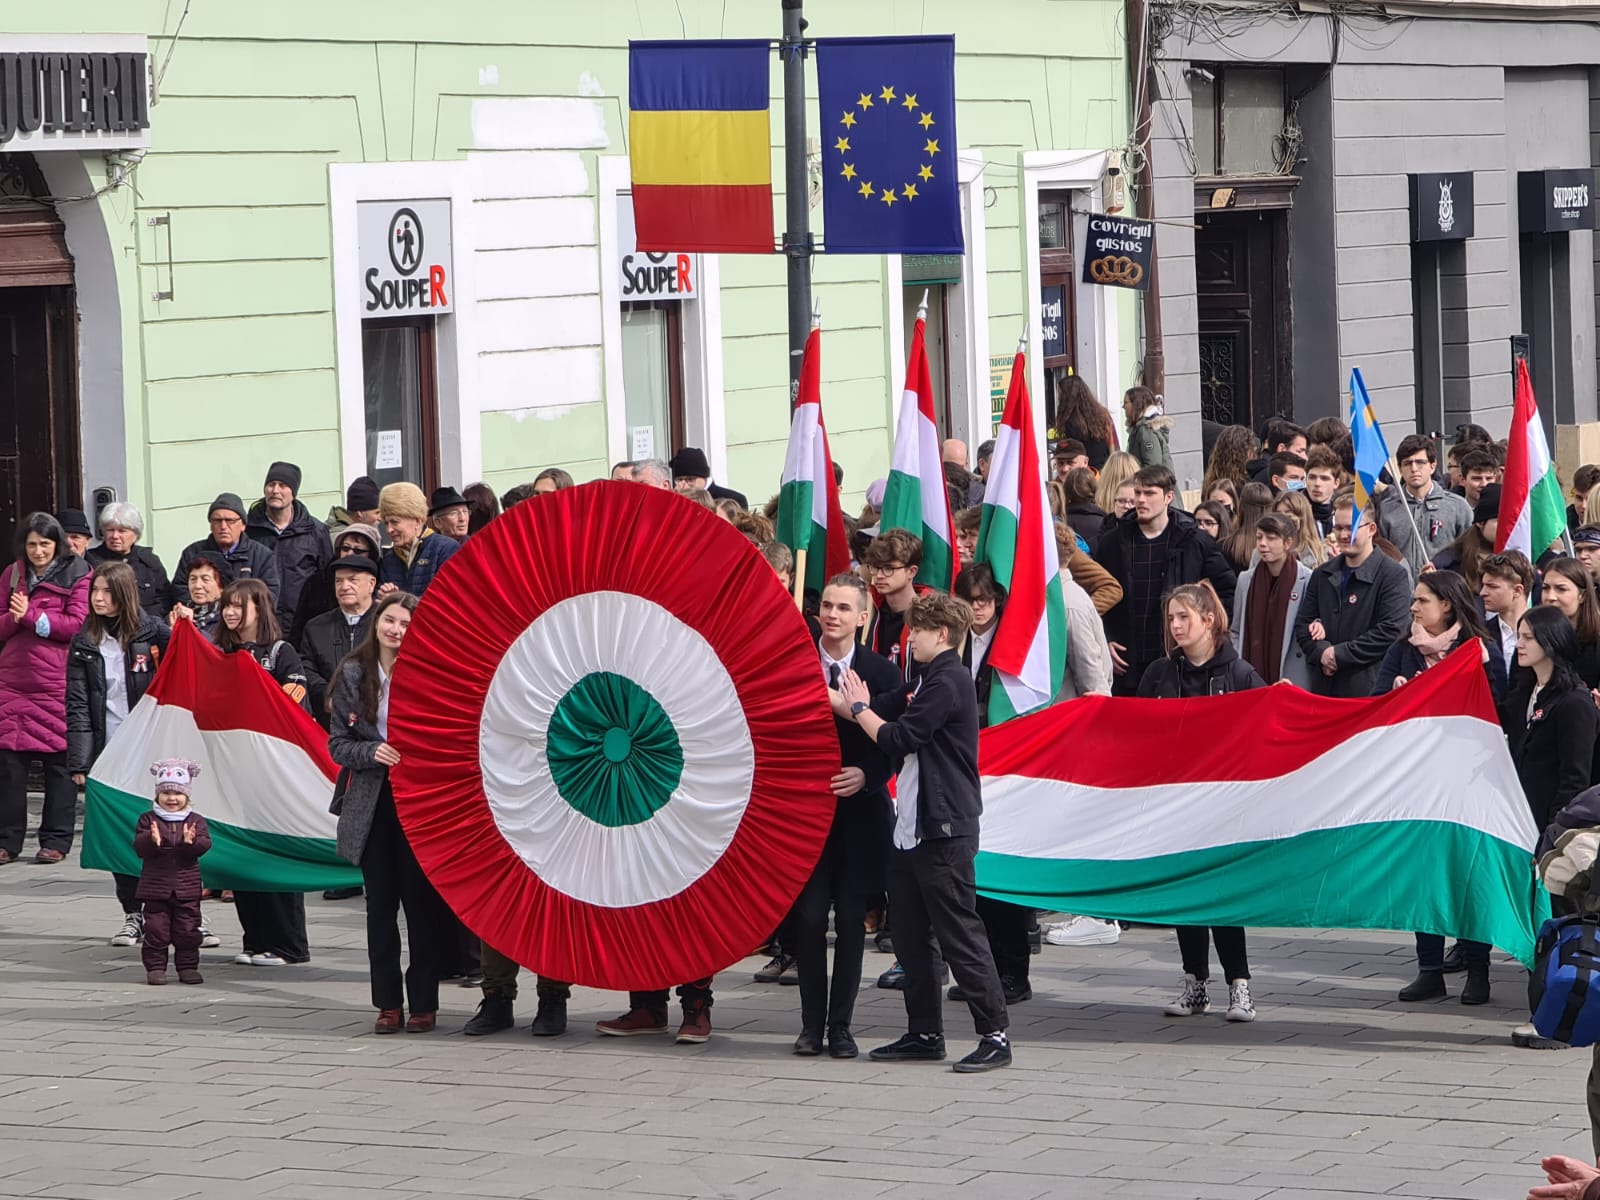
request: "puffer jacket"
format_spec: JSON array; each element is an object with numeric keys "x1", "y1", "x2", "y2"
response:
[
  {"x1": 1137, "y1": 641, "x2": 1265, "y2": 698},
  {"x1": 65, "y1": 615, "x2": 171, "y2": 771},
  {"x1": 247, "y1": 499, "x2": 333, "y2": 628},
  {"x1": 379, "y1": 529, "x2": 460, "y2": 598},
  {"x1": 0, "y1": 555, "x2": 92, "y2": 754},
  {"x1": 1127, "y1": 410, "x2": 1175, "y2": 474}
]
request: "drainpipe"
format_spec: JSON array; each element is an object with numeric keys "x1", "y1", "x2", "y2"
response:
[{"x1": 1128, "y1": 0, "x2": 1165, "y2": 397}]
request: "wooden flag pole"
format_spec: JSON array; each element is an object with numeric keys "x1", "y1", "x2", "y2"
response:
[{"x1": 792, "y1": 548, "x2": 808, "y2": 608}]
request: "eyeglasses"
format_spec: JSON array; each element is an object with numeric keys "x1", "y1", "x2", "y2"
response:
[{"x1": 1398, "y1": 456, "x2": 1431, "y2": 470}]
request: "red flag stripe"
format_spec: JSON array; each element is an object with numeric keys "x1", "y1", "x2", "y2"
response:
[
  {"x1": 987, "y1": 349, "x2": 1047, "y2": 676},
  {"x1": 1494, "y1": 358, "x2": 1536, "y2": 553}
]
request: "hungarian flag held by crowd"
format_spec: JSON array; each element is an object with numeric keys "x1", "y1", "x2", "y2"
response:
[
  {"x1": 627, "y1": 40, "x2": 774, "y2": 253},
  {"x1": 81, "y1": 620, "x2": 359, "y2": 892},
  {"x1": 975, "y1": 647, "x2": 1545, "y2": 965},
  {"x1": 976, "y1": 346, "x2": 1067, "y2": 722},
  {"x1": 879, "y1": 310, "x2": 956, "y2": 590},
  {"x1": 776, "y1": 324, "x2": 851, "y2": 595},
  {"x1": 1497, "y1": 357, "x2": 1566, "y2": 558}
]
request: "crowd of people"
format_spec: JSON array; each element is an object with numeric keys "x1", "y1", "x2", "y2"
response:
[{"x1": 5, "y1": 396, "x2": 1600, "y2": 1081}]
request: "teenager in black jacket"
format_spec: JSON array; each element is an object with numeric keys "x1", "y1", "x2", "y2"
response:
[
  {"x1": 836, "y1": 591, "x2": 1011, "y2": 1073},
  {"x1": 1138, "y1": 582, "x2": 1264, "y2": 1022},
  {"x1": 65, "y1": 562, "x2": 177, "y2": 949}
]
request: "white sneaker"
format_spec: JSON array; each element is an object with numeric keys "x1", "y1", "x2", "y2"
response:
[
  {"x1": 1226, "y1": 979, "x2": 1256, "y2": 1022},
  {"x1": 199, "y1": 925, "x2": 221, "y2": 949},
  {"x1": 110, "y1": 913, "x2": 143, "y2": 947},
  {"x1": 232, "y1": 952, "x2": 255, "y2": 966},
  {"x1": 1164, "y1": 974, "x2": 1210, "y2": 1016},
  {"x1": 249, "y1": 953, "x2": 287, "y2": 966},
  {"x1": 1045, "y1": 916, "x2": 1121, "y2": 946}
]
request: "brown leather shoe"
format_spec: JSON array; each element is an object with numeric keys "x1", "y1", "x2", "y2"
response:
[
  {"x1": 595, "y1": 1007, "x2": 670, "y2": 1036},
  {"x1": 146, "y1": 970, "x2": 167, "y2": 986},
  {"x1": 675, "y1": 1004, "x2": 711, "y2": 1044},
  {"x1": 34, "y1": 848, "x2": 64, "y2": 864},
  {"x1": 404, "y1": 1011, "x2": 437, "y2": 1033},
  {"x1": 374, "y1": 1008, "x2": 403, "y2": 1034},
  {"x1": 177, "y1": 969, "x2": 203, "y2": 985}
]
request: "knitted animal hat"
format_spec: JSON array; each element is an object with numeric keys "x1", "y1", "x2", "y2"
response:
[{"x1": 150, "y1": 758, "x2": 202, "y2": 797}]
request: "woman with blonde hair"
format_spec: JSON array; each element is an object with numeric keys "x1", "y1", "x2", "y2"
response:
[
  {"x1": 1139, "y1": 580, "x2": 1264, "y2": 1023},
  {"x1": 1095, "y1": 451, "x2": 1140, "y2": 516},
  {"x1": 1271, "y1": 491, "x2": 1328, "y2": 568}
]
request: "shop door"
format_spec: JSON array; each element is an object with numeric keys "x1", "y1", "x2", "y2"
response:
[
  {"x1": 1196, "y1": 210, "x2": 1290, "y2": 432},
  {"x1": 0, "y1": 286, "x2": 78, "y2": 539}
]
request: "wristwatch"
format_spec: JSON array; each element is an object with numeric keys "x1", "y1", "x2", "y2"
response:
[{"x1": 850, "y1": 700, "x2": 869, "y2": 717}]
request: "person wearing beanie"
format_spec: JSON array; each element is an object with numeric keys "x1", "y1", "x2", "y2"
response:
[
  {"x1": 668, "y1": 447, "x2": 748, "y2": 510},
  {"x1": 328, "y1": 476, "x2": 382, "y2": 539},
  {"x1": 287, "y1": 521, "x2": 383, "y2": 647},
  {"x1": 133, "y1": 758, "x2": 212, "y2": 986},
  {"x1": 1426, "y1": 482, "x2": 1503, "y2": 593},
  {"x1": 1575, "y1": 524, "x2": 1600, "y2": 578},
  {"x1": 173, "y1": 495, "x2": 281, "y2": 612},
  {"x1": 55, "y1": 509, "x2": 93, "y2": 557},
  {"x1": 248, "y1": 462, "x2": 333, "y2": 630},
  {"x1": 377, "y1": 482, "x2": 459, "y2": 599}
]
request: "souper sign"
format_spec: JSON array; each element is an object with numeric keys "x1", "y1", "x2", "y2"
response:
[{"x1": 357, "y1": 199, "x2": 454, "y2": 318}]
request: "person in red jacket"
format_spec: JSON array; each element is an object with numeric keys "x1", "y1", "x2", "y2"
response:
[{"x1": 133, "y1": 759, "x2": 213, "y2": 986}]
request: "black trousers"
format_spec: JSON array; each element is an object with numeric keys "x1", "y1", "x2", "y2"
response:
[
  {"x1": 631, "y1": 978, "x2": 714, "y2": 1013},
  {"x1": 361, "y1": 788, "x2": 453, "y2": 1013},
  {"x1": 792, "y1": 853, "x2": 869, "y2": 1033},
  {"x1": 0, "y1": 749, "x2": 75, "y2": 856},
  {"x1": 1176, "y1": 926, "x2": 1249, "y2": 982},
  {"x1": 142, "y1": 896, "x2": 201, "y2": 972},
  {"x1": 976, "y1": 895, "x2": 1033, "y2": 985},
  {"x1": 890, "y1": 836, "x2": 1006, "y2": 1037},
  {"x1": 233, "y1": 890, "x2": 309, "y2": 962},
  {"x1": 1415, "y1": 933, "x2": 1488, "y2": 971},
  {"x1": 115, "y1": 872, "x2": 140, "y2": 915}
]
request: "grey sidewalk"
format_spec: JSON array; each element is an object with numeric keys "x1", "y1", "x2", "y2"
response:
[{"x1": 0, "y1": 843, "x2": 1592, "y2": 1199}]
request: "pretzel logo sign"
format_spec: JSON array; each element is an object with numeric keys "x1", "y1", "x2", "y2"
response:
[{"x1": 1089, "y1": 255, "x2": 1145, "y2": 287}]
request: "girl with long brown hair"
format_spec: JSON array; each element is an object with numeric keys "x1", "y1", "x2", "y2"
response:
[
  {"x1": 1054, "y1": 374, "x2": 1117, "y2": 469},
  {"x1": 1202, "y1": 425, "x2": 1256, "y2": 499}
]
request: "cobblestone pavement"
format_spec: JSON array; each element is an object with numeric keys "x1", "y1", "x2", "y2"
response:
[{"x1": 0, "y1": 825, "x2": 1593, "y2": 1199}]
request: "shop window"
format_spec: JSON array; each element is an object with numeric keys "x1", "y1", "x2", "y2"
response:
[
  {"x1": 620, "y1": 300, "x2": 686, "y2": 463},
  {"x1": 1190, "y1": 66, "x2": 1286, "y2": 177},
  {"x1": 1037, "y1": 190, "x2": 1078, "y2": 436},
  {"x1": 361, "y1": 317, "x2": 439, "y2": 493}
]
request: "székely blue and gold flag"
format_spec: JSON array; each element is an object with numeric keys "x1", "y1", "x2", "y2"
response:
[
  {"x1": 815, "y1": 36, "x2": 962, "y2": 254},
  {"x1": 1348, "y1": 366, "x2": 1391, "y2": 533}
]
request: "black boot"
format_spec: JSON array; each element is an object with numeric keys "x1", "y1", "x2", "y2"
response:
[
  {"x1": 530, "y1": 997, "x2": 567, "y2": 1037},
  {"x1": 1397, "y1": 971, "x2": 1447, "y2": 1002},
  {"x1": 1440, "y1": 942, "x2": 1466, "y2": 973},
  {"x1": 463, "y1": 994, "x2": 515, "y2": 1036},
  {"x1": 1460, "y1": 961, "x2": 1490, "y2": 1005}
]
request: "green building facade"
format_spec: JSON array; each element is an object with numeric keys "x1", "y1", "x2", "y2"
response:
[{"x1": 1, "y1": 2, "x2": 1135, "y2": 563}]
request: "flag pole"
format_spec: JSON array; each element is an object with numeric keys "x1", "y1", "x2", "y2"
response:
[
  {"x1": 781, "y1": 0, "x2": 813, "y2": 409},
  {"x1": 918, "y1": 288, "x2": 929, "y2": 322}
]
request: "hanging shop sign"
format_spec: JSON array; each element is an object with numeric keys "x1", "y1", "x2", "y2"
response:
[
  {"x1": 1081, "y1": 212, "x2": 1152, "y2": 291},
  {"x1": 1040, "y1": 285, "x2": 1068, "y2": 360},
  {"x1": 358, "y1": 199, "x2": 454, "y2": 318},
  {"x1": 0, "y1": 38, "x2": 150, "y2": 149},
  {"x1": 1408, "y1": 172, "x2": 1474, "y2": 242},
  {"x1": 1519, "y1": 168, "x2": 1597, "y2": 233},
  {"x1": 618, "y1": 194, "x2": 696, "y2": 301}
]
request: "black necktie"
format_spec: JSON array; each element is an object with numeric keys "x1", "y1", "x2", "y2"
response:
[{"x1": 829, "y1": 663, "x2": 841, "y2": 689}]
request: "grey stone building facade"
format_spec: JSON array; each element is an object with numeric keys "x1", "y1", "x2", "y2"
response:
[{"x1": 1147, "y1": 1, "x2": 1600, "y2": 488}]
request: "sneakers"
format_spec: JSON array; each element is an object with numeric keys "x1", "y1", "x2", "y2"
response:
[
  {"x1": 596, "y1": 1007, "x2": 670, "y2": 1037},
  {"x1": 1398, "y1": 972, "x2": 1447, "y2": 1002},
  {"x1": 1164, "y1": 974, "x2": 1211, "y2": 1017},
  {"x1": 463, "y1": 995, "x2": 515, "y2": 1037},
  {"x1": 777, "y1": 958, "x2": 800, "y2": 985},
  {"x1": 953, "y1": 1033, "x2": 1012, "y2": 1073},
  {"x1": 827, "y1": 1027, "x2": 858, "y2": 1059},
  {"x1": 530, "y1": 998, "x2": 567, "y2": 1037},
  {"x1": 111, "y1": 913, "x2": 143, "y2": 947},
  {"x1": 868, "y1": 1032, "x2": 946, "y2": 1062},
  {"x1": 753, "y1": 954, "x2": 793, "y2": 984},
  {"x1": 249, "y1": 952, "x2": 287, "y2": 966},
  {"x1": 199, "y1": 925, "x2": 220, "y2": 949},
  {"x1": 675, "y1": 1004, "x2": 712, "y2": 1044},
  {"x1": 232, "y1": 952, "x2": 254, "y2": 966},
  {"x1": 1225, "y1": 980, "x2": 1256, "y2": 1023},
  {"x1": 877, "y1": 961, "x2": 906, "y2": 989},
  {"x1": 1046, "y1": 916, "x2": 1121, "y2": 946},
  {"x1": 1511, "y1": 1022, "x2": 1569, "y2": 1050}
]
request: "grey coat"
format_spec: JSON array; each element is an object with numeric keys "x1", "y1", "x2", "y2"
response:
[
  {"x1": 326, "y1": 660, "x2": 388, "y2": 867},
  {"x1": 1378, "y1": 482, "x2": 1473, "y2": 579},
  {"x1": 1231, "y1": 559, "x2": 1314, "y2": 689}
]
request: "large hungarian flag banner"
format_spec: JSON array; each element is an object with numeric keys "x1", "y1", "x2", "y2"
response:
[
  {"x1": 81, "y1": 620, "x2": 359, "y2": 892},
  {"x1": 976, "y1": 646, "x2": 1545, "y2": 965},
  {"x1": 1497, "y1": 356, "x2": 1566, "y2": 558},
  {"x1": 880, "y1": 311, "x2": 957, "y2": 590},
  {"x1": 776, "y1": 324, "x2": 852, "y2": 595}
]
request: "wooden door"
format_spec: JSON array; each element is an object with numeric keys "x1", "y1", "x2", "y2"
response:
[
  {"x1": 0, "y1": 287, "x2": 68, "y2": 538},
  {"x1": 1196, "y1": 211, "x2": 1290, "y2": 432}
]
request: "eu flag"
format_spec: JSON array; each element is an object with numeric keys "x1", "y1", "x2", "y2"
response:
[{"x1": 815, "y1": 36, "x2": 963, "y2": 255}]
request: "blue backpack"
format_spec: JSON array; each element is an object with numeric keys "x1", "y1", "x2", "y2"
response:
[{"x1": 1529, "y1": 912, "x2": 1600, "y2": 1047}]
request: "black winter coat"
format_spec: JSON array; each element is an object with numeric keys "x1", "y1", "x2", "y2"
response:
[
  {"x1": 1137, "y1": 641, "x2": 1264, "y2": 698},
  {"x1": 1292, "y1": 549, "x2": 1412, "y2": 698},
  {"x1": 820, "y1": 642, "x2": 901, "y2": 895},
  {"x1": 65, "y1": 616, "x2": 171, "y2": 772},
  {"x1": 300, "y1": 607, "x2": 375, "y2": 727},
  {"x1": 1094, "y1": 507, "x2": 1238, "y2": 653},
  {"x1": 872, "y1": 649, "x2": 981, "y2": 842},
  {"x1": 1372, "y1": 631, "x2": 1503, "y2": 708},
  {"x1": 1507, "y1": 674, "x2": 1599, "y2": 834},
  {"x1": 247, "y1": 500, "x2": 333, "y2": 628},
  {"x1": 84, "y1": 543, "x2": 173, "y2": 619},
  {"x1": 174, "y1": 535, "x2": 281, "y2": 607},
  {"x1": 221, "y1": 640, "x2": 310, "y2": 714},
  {"x1": 1065, "y1": 502, "x2": 1109, "y2": 557}
]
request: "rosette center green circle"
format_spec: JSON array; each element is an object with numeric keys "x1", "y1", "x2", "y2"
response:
[{"x1": 546, "y1": 671, "x2": 684, "y2": 827}]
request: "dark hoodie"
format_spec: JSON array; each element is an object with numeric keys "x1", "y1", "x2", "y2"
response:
[
  {"x1": 247, "y1": 499, "x2": 333, "y2": 627},
  {"x1": 1137, "y1": 641, "x2": 1265, "y2": 698}
]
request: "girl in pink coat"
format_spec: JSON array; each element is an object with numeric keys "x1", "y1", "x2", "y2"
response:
[{"x1": 0, "y1": 512, "x2": 92, "y2": 864}]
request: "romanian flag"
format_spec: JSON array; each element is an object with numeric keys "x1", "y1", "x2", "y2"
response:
[{"x1": 628, "y1": 40, "x2": 774, "y2": 254}]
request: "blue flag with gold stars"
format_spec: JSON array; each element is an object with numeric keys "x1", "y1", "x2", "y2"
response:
[{"x1": 815, "y1": 36, "x2": 962, "y2": 255}]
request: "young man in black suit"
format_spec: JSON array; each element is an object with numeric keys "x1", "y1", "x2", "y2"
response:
[
  {"x1": 793, "y1": 575, "x2": 903, "y2": 1060},
  {"x1": 835, "y1": 591, "x2": 1011, "y2": 1073}
]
